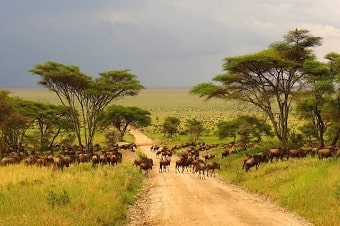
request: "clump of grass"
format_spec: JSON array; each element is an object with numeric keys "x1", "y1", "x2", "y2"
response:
[
  {"x1": 231, "y1": 170, "x2": 245, "y2": 184},
  {"x1": 137, "y1": 151, "x2": 147, "y2": 159},
  {"x1": 47, "y1": 189, "x2": 71, "y2": 208}
]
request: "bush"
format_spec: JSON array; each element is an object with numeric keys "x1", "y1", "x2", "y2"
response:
[{"x1": 47, "y1": 189, "x2": 71, "y2": 208}]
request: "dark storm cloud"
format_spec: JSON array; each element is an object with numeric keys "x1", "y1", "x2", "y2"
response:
[{"x1": 1, "y1": 0, "x2": 339, "y2": 88}]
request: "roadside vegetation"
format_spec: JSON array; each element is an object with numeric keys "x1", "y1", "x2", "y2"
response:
[{"x1": 0, "y1": 163, "x2": 143, "y2": 226}]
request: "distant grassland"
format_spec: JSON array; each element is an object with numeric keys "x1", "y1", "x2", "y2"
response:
[
  {"x1": 6, "y1": 87, "x2": 299, "y2": 144},
  {"x1": 8, "y1": 87, "x2": 252, "y2": 132},
  {"x1": 7, "y1": 88, "x2": 61, "y2": 105}
]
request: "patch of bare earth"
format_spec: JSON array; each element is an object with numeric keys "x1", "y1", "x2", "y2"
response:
[{"x1": 127, "y1": 129, "x2": 312, "y2": 226}]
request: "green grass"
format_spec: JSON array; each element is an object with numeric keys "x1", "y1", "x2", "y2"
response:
[
  {"x1": 0, "y1": 163, "x2": 143, "y2": 226},
  {"x1": 203, "y1": 148, "x2": 340, "y2": 226}
]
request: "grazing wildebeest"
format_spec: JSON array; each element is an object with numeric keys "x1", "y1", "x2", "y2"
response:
[
  {"x1": 134, "y1": 157, "x2": 153, "y2": 175},
  {"x1": 53, "y1": 156, "x2": 65, "y2": 170},
  {"x1": 268, "y1": 148, "x2": 287, "y2": 162},
  {"x1": 92, "y1": 154, "x2": 99, "y2": 167},
  {"x1": 255, "y1": 151, "x2": 270, "y2": 163},
  {"x1": 206, "y1": 161, "x2": 220, "y2": 177},
  {"x1": 204, "y1": 153, "x2": 216, "y2": 162},
  {"x1": 221, "y1": 150, "x2": 229, "y2": 158},
  {"x1": 139, "y1": 160, "x2": 153, "y2": 176},
  {"x1": 288, "y1": 149, "x2": 307, "y2": 159},
  {"x1": 243, "y1": 155, "x2": 261, "y2": 172},
  {"x1": 317, "y1": 147, "x2": 336, "y2": 160}
]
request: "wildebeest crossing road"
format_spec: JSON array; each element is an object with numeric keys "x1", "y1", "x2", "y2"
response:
[{"x1": 127, "y1": 129, "x2": 311, "y2": 226}]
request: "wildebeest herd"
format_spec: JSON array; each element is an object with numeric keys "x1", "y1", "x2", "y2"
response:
[
  {"x1": 133, "y1": 142, "x2": 339, "y2": 178},
  {"x1": 134, "y1": 142, "x2": 222, "y2": 179},
  {"x1": 0, "y1": 143, "x2": 130, "y2": 170},
  {"x1": 242, "y1": 146, "x2": 339, "y2": 172},
  {"x1": 1, "y1": 139, "x2": 338, "y2": 179}
]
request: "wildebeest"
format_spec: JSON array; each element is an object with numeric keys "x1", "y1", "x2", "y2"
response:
[
  {"x1": 159, "y1": 157, "x2": 171, "y2": 173},
  {"x1": 287, "y1": 149, "x2": 307, "y2": 159},
  {"x1": 92, "y1": 154, "x2": 99, "y2": 167},
  {"x1": 221, "y1": 150, "x2": 229, "y2": 158},
  {"x1": 24, "y1": 156, "x2": 36, "y2": 166},
  {"x1": 317, "y1": 147, "x2": 336, "y2": 160},
  {"x1": 175, "y1": 157, "x2": 192, "y2": 173},
  {"x1": 53, "y1": 156, "x2": 65, "y2": 170},
  {"x1": 206, "y1": 161, "x2": 220, "y2": 177},
  {"x1": 203, "y1": 153, "x2": 216, "y2": 162},
  {"x1": 0, "y1": 157, "x2": 14, "y2": 166},
  {"x1": 268, "y1": 148, "x2": 287, "y2": 162},
  {"x1": 243, "y1": 154, "x2": 261, "y2": 172},
  {"x1": 150, "y1": 144, "x2": 160, "y2": 152},
  {"x1": 193, "y1": 160, "x2": 206, "y2": 179},
  {"x1": 134, "y1": 156, "x2": 153, "y2": 176},
  {"x1": 139, "y1": 159, "x2": 153, "y2": 176},
  {"x1": 119, "y1": 142, "x2": 137, "y2": 152}
]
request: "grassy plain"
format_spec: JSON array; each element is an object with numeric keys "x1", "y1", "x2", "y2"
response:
[
  {"x1": 0, "y1": 163, "x2": 143, "y2": 226},
  {"x1": 4, "y1": 87, "x2": 340, "y2": 226},
  {"x1": 8, "y1": 87, "x2": 245, "y2": 141}
]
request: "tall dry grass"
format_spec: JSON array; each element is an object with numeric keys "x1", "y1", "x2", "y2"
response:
[{"x1": 0, "y1": 163, "x2": 143, "y2": 226}]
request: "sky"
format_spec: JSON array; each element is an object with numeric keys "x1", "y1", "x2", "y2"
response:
[{"x1": 1, "y1": 0, "x2": 340, "y2": 88}]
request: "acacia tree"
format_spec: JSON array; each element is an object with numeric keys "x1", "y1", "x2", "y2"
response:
[
  {"x1": 217, "y1": 115, "x2": 272, "y2": 146},
  {"x1": 0, "y1": 91, "x2": 29, "y2": 152},
  {"x1": 191, "y1": 29, "x2": 322, "y2": 148},
  {"x1": 296, "y1": 53, "x2": 340, "y2": 147},
  {"x1": 12, "y1": 98, "x2": 73, "y2": 150},
  {"x1": 295, "y1": 59, "x2": 333, "y2": 147},
  {"x1": 29, "y1": 62, "x2": 89, "y2": 147},
  {"x1": 323, "y1": 52, "x2": 340, "y2": 145},
  {"x1": 216, "y1": 120, "x2": 238, "y2": 143},
  {"x1": 29, "y1": 62, "x2": 144, "y2": 152},
  {"x1": 100, "y1": 105, "x2": 151, "y2": 141},
  {"x1": 163, "y1": 116, "x2": 180, "y2": 136},
  {"x1": 185, "y1": 118, "x2": 204, "y2": 142}
]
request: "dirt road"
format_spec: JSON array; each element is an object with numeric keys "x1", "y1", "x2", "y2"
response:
[{"x1": 127, "y1": 129, "x2": 311, "y2": 226}]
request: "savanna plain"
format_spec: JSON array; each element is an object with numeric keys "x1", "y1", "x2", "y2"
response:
[{"x1": 1, "y1": 87, "x2": 339, "y2": 226}]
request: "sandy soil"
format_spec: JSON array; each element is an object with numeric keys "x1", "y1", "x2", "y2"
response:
[{"x1": 127, "y1": 129, "x2": 312, "y2": 226}]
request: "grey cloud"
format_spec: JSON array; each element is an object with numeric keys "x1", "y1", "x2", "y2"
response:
[{"x1": 1, "y1": 0, "x2": 339, "y2": 88}]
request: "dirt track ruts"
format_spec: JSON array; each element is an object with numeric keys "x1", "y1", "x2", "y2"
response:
[{"x1": 127, "y1": 129, "x2": 311, "y2": 226}]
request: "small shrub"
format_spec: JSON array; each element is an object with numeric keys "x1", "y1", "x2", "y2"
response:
[
  {"x1": 137, "y1": 151, "x2": 147, "y2": 159},
  {"x1": 47, "y1": 189, "x2": 71, "y2": 208}
]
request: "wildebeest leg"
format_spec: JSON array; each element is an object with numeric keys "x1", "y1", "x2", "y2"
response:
[{"x1": 242, "y1": 160, "x2": 247, "y2": 169}]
